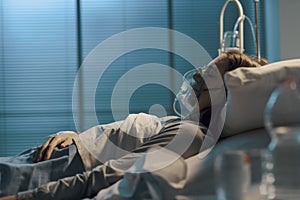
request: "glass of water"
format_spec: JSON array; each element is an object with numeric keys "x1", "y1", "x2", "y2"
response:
[
  {"x1": 215, "y1": 150, "x2": 251, "y2": 200},
  {"x1": 263, "y1": 78, "x2": 300, "y2": 199}
]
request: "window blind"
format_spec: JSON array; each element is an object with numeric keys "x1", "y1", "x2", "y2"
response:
[
  {"x1": 0, "y1": 0, "x2": 77, "y2": 156},
  {"x1": 78, "y1": 0, "x2": 171, "y2": 131}
]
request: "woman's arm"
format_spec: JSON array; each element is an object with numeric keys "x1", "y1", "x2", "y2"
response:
[{"x1": 0, "y1": 195, "x2": 17, "y2": 200}]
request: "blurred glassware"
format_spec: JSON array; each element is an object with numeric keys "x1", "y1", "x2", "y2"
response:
[
  {"x1": 243, "y1": 149, "x2": 265, "y2": 200},
  {"x1": 262, "y1": 78, "x2": 300, "y2": 200},
  {"x1": 214, "y1": 150, "x2": 250, "y2": 200}
]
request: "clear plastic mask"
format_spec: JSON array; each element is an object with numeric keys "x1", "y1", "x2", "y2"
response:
[
  {"x1": 173, "y1": 68, "x2": 202, "y2": 118},
  {"x1": 173, "y1": 64, "x2": 225, "y2": 119}
]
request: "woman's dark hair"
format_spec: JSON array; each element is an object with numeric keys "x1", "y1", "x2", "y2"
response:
[{"x1": 226, "y1": 52, "x2": 268, "y2": 71}]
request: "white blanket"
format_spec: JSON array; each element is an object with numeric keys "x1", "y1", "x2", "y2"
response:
[{"x1": 1, "y1": 113, "x2": 185, "y2": 200}]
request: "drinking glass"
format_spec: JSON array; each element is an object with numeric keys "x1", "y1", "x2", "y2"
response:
[
  {"x1": 262, "y1": 78, "x2": 300, "y2": 199},
  {"x1": 215, "y1": 150, "x2": 250, "y2": 200}
]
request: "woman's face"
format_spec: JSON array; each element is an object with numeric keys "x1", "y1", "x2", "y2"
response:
[{"x1": 193, "y1": 54, "x2": 229, "y2": 111}]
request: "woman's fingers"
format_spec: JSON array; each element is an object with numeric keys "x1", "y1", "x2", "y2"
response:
[
  {"x1": 34, "y1": 136, "x2": 55, "y2": 162},
  {"x1": 34, "y1": 131, "x2": 77, "y2": 162},
  {"x1": 59, "y1": 139, "x2": 73, "y2": 148},
  {"x1": 43, "y1": 136, "x2": 63, "y2": 161},
  {"x1": 57, "y1": 131, "x2": 77, "y2": 149},
  {"x1": 34, "y1": 135, "x2": 62, "y2": 162}
]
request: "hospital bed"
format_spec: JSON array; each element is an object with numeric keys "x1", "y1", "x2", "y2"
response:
[{"x1": 98, "y1": 58, "x2": 300, "y2": 199}]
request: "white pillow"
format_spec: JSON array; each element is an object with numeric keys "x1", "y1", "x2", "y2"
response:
[{"x1": 222, "y1": 59, "x2": 300, "y2": 137}]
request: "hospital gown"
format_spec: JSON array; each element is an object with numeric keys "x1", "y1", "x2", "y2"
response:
[{"x1": 0, "y1": 113, "x2": 207, "y2": 199}]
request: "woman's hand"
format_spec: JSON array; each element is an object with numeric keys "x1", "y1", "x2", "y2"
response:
[
  {"x1": 0, "y1": 195, "x2": 17, "y2": 200},
  {"x1": 34, "y1": 131, "x2": 78, "y2": 162}
]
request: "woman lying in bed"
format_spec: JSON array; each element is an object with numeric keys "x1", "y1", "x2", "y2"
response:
[{"x1": 0, "y1": 52, "x2": 267, "y2": 200}]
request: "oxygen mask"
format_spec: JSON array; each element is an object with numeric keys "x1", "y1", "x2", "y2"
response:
[{"x1": 173, "y1": 67, "x2": 205, "y2": 118}]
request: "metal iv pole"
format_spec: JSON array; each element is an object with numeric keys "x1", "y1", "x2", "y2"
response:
[
  {"x1": 219, "y1": 0, "x2": 244, "y2": 55},
  {"x1": 254, "y1": 0, "x2": 261, "y2": 60}
]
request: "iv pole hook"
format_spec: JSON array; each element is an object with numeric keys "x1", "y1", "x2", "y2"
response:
[{"x1": 219, "y1": 0, "x2": 244, "y2": 55}]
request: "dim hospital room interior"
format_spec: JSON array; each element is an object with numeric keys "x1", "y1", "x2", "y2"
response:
[{"x1": 0, "y1": 0, "x2": 300, "y2": 199}]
